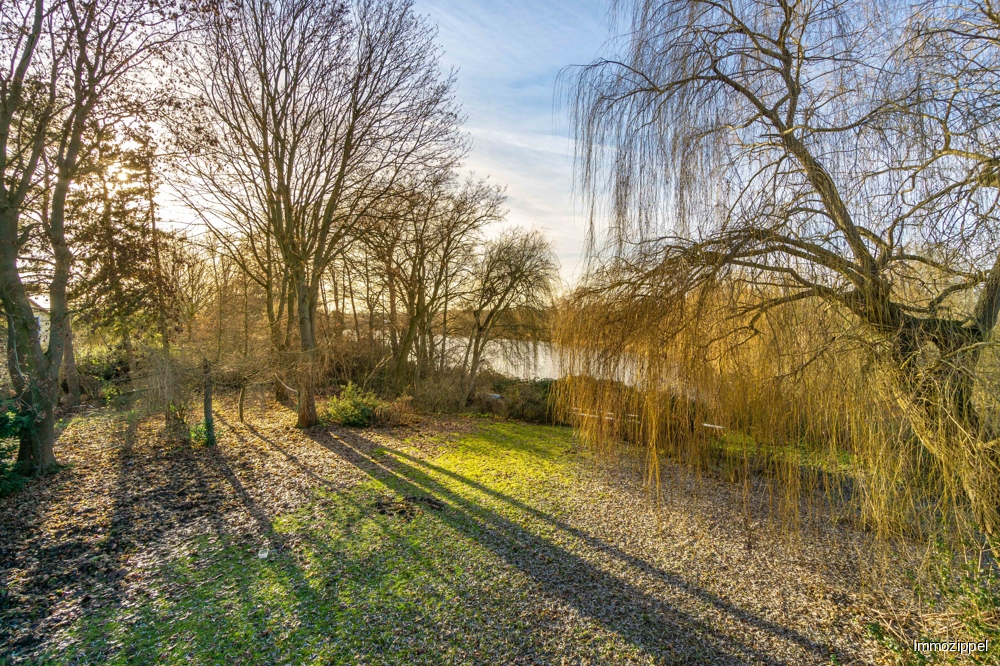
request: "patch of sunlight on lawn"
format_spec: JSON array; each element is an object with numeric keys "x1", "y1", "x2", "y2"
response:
[{"x1": 57, "y1": 421, "x2": 630, "y2": 665}]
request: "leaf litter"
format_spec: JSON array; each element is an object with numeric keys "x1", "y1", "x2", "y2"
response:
[{"x1": 0, "y1": 401, "x2": 935, "y2": 664}]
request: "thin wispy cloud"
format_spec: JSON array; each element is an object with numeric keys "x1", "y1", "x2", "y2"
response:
[{"x1": 415, "y1": 0, "x2": 608, "y2": 282}]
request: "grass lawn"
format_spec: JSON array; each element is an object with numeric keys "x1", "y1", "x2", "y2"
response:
[
  {"x1": 55, "y1": 421, "x2": 658, "y2": 665},
  {"x1": 2, "y1": 406, "x2": 936, "y2": 665}
]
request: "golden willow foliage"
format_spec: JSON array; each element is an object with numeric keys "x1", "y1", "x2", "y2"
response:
[
  {"x1": 554, "y1": 279, "x2": 1000, "y2": 549},
  {"x1": 555, "y1": 0, "x2": 1000, "y2": 564}
]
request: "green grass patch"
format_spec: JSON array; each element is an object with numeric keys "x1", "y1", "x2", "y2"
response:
[
  {"x1": 55, "y1": 421, "x2": 649, "y2": 665},
  {"x1": 710, "y1": 430, "x2": 854, "y2": 479}
]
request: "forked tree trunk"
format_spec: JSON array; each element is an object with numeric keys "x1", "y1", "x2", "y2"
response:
[
  {"x1": 6, "y1": 307, "x2": 59, "y2": 476},
  {"x1": 463, "y1": 335, "x2": 485, "y2": 406},
  {"x1": 6, "y1": 117, "x2": 77, "y2": 474},
  {"x1": 394, "y1": 311, "x2": 420, "y2": 389}
]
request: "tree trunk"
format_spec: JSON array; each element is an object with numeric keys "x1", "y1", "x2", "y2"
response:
[
  {"x1": 897, "y1": 386, "x2": 1000, "y2": 541},
  {"x1": 6, "y1": 314, "x2": 25, "y2": 396},
  {"x1": 394, "y1": 311, "x2": 420, "y2": 389},
  {"x1": 122, "y1": 328, "x2": 136, "y2": 379},
  {"x1": 1, "y1": 272, "x2": 59, "y2": 476},
  {"x1": 388, "y1": 271, "x2": 399, "y2": 354},
  {"x1": 296, "y1": 363, "x2": 317, "y2": 428},
  {"x1": 887, "y1": 341, "x2": 1000, "y2": 542},
  {"x1": 203, "y1": 358, "x2": 216, "y2": 446},
  {"x1": 296, "y1": 278, "x2": 318, "y2": 428},
  {"x1": 440, "y1": 279, "x2": 449, "y2": 373},
  {"x1": 276, "y1": 285, "x2": 297, "y2": 404},
  {"x1": 8, "y1": 320, "x2": 58, "y2": 476},
  {"x1": 61, "y1": 315, "x2": 80, "y2": 406},
  {"x1": 238, "y1": 383, "x2": 247, "y2": 423},
  {"x1": 265, "y1": 277, "x2": 289, "y2": 404},
  {"x1": 274, "y1": 377, "x2": 290, "y2": 404},
  {"x1": 146, "y1": 143, "x2": 183, "y2": 435},
  {"x1": 463, "y1": 336, "x2": 485, "y2": 406},
  {"x1": 157, "y1": 313, "x2": 182, "y2": 433},
  {"x1": 16, "y1": 390, "x2": 57, "y2": 476}
]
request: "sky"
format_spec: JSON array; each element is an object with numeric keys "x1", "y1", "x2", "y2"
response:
[{"x1": 413, "y1": 0, "x2": 609, "y2": 283}]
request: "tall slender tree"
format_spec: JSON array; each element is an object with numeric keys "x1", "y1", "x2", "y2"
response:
[{"x1": 179, "y1": 0, "x2": 463, "y2": 427}]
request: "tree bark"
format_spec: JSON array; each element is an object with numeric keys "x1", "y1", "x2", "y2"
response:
[
  {"x1": 203, "y1": 358, "x2": 216, "y2": 446},
  {"x1": 122, "y1": 328, "x2": 136, "y2": 379},
  {"x1": 61, "y1": 315, "x2": 80, "y2": 406},
  {"x1": 1, "y1": 225, "x2": 61, "y2": 478},
  {"x1": 394, "y1": 313, "x2": 420, "y2": 389},
  {"x1": 463, "y1": 333, "x2": 486, "y2": 406},
  {"x1": 295, "y1": 276, "x2": 318, "y2": 428},
  {"x1": 440, "y1": 276, "x2": 449, "y2": 373},
  {"x1": 388, "y1": 270, "x2": 399, "y2": 355},
  {"x1": 238, "y1": 383, "x2": 247, "y2": 423},
  {"x1": 16, "y1": 395, "x2": 57, "y2": 476}
]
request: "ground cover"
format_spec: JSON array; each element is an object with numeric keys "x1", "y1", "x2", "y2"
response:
[{"x1": 0, "y1": 402, "x2": 959, "y2": 664}]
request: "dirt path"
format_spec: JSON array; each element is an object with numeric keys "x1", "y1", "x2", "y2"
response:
[{"x1": 0, "y1": 403, "x2": 906, "y2": 664}]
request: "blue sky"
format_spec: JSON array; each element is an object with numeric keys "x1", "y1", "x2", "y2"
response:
[{"x1": 414, "y1": 0, "x2": 609, "y2": 282}]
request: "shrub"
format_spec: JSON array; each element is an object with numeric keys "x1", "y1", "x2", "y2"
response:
[
  {"x1": 0, "y1": 401, "x2": 32, "y2": 496},
  {"x1": 325, "y1": 382, "x2": 383, "y2": 427},
  {"x1": 476, "y1": 377, "x2": 555, "y2": 424},
  {"x1": 102, "y1": 384, "x2": 129, "y2": 408},
  {"x1": 76, "y1": 347, "x2": 131, "y2": 399},
  {"x1": 0, "y1": 436, "x2": 25, "y2": 496},
  {"x1": 189, "y1": 421, "x2": 215, "y2": 446},
  {"x1": 375, "y1": 396, "x2": 415, "y2": 427}
]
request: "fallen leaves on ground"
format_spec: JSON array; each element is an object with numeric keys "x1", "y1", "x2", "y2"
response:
[{"x1": 0, "y1": 401, "x2": 940, "y2": 664}]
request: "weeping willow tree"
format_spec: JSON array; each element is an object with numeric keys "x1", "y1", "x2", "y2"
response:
[{"x1": 558, "y1": 0, "x2": 1000, "y2": 548}]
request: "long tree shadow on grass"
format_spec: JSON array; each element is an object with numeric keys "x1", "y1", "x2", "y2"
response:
[
  {"x1": 0, "y1": 414, "x2": 179, "y2": 656},
  {"x1": 71, "y1": 413, "x2": 608, "y2": 665},
  {"x1": 53, "y1": 415, "x2": 320, "y2": 664},
  {"x1": 392, "y1": 447, "x2": 839, "y2": 659},
  {"x1": 1, "y1": 413, "x2": 240, "y2": 659},
  {"x1": 307, "y1": 426, "x2": 841, "y2": 665},
  {"x1": 5, "y1": 408, "x2": 847, "y2": 664}
]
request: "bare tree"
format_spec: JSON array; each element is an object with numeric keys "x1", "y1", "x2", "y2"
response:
[
  {"x1": 459, "y1": 229, "x2": 557, "y2": 404},
  {"x1": 179, "y1": 0, "x2": 463, "y2": 427},
  {"x1": 566, "y1": 0, "x2": 1000, "y2": 540},
  {"x1": 0, "y1": 0, "x2": 178, "y2": 474},
  {"x1": 361, "y1": 175, "x2": 504, "y2": 388}
]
